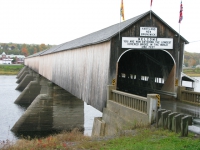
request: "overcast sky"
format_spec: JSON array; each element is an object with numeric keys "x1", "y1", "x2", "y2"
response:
[{"x1": 0, "y1": 0, "x2": 199, "y2": 52}]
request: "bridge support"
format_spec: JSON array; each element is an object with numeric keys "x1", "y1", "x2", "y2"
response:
[
  {"x1": 14, "y1": 74, "x2": 41, "y2": 105},
  {"x1": 52, "y1": 86, "x2": 84, "y2": 131},
  {"x1": 92, "y1": 85, "x2": 158, "y2": 137},
  {"x1": 15, "y1": 69, "x2": 38, "y2": 91},
  {"x1": 16, "y1": 68, "x2": 30, "y2": 84},
  {"x1": 156, "y1": 109, "x2": 192, "y2": 136},
  {"x1": 16, "y1": 66, "x2": 29, "y2": 79},
  {"x1": 12, "y1": 75, "x2": 84, "y2": 133},
  {"x1": 11, "y1": 80, "x2": 54, "y2": 132}
]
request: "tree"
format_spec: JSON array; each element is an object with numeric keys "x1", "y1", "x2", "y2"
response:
[
  {"x1": 12, "y1": 57, "x2": 17, "y2": 64},
  {"x1": 34, "y1": 47, "x2": 38, "y2": 54},
  {"x1": 188, "y1": 58, "x2": 196, "y2": 67},
  {"x1": 39, "y1": 44, "x2": 47, "y2": 51},
  {"x1": 21, "y1": 44, "x2": 29, "y2": 56}
]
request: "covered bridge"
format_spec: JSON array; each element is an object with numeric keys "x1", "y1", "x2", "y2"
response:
[{"x1": 25, "y1": 10, "x2": 189, "y2": 112}]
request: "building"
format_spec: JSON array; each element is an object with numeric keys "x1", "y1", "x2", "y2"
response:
[{"x1": 0, "y1": 52, "x2": 25, "y2": 64}]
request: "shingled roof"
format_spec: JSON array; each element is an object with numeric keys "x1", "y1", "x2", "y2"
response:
[{"x1": 28, "y1": 10, "x2": 189, "y2": 57}]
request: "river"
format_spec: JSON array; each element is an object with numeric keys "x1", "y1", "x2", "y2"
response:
[{"x1": 0, "y1": 75, "x2": 102, "y2": 142}]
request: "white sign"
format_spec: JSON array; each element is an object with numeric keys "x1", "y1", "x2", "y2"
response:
[
  {"x1": 140, "y1": 27, "x2": 157, "y2": 37},
  {"x1": 122, "y1": 37, "x2": 173, "y2": 49}
]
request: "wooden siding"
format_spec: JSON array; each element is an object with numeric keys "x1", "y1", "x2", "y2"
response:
[
  {"x1": 25, "y1": 41, "x2": 111, "y2": 111},
  {"x1": 25, "y1": 56, "x2": 40, "y2": 73},
  {"x1": 39, "y1": 55, "x2": 53, "y2": 80}
]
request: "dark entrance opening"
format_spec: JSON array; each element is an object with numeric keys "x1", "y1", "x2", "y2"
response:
[{"x1": 117, "y1": 49, "x2": 175, "y2": 97}]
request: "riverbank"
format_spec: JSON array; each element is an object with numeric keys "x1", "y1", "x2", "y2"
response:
[
  {"x1": 183, "y1": 68, "x2": 200, "y2": 77},
  {"x1": 1, "y1": 127, "x2": 200, "y2": 150},
  {"x1": 0, "y1": 65, "x2": 24, "y2": 75}
]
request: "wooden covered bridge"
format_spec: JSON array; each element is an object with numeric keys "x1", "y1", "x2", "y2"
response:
[
  {"x1": 13, "y1": 10, "x2": 200, "y2": 136},
  {"x1": 24, "y1": 10, "x2": 190, "y2": 112}
]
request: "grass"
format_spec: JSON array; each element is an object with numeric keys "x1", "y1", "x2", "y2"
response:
[
  {"x1": 0, "y1": 65, "x2": 24, "y2": 75},
  {"x1": 183, "y1": 68, "x2": 200, "y2": 77},
  {"x1": 1, "y1": 127, "x2": 200, "y2": 150}
]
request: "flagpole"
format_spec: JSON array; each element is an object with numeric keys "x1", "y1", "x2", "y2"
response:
[
  {"x1": 178, "y1": 23, "x2": 180, "y2": 43},
  {"x1": 150, "y1": 0, "x2": 152, "y2": 19},
  {"x1": 150, "y1": 6, "x2": 151, "y2": 19},
  {"x1": 119, "y1": 7, "x2": 121, "y2": 41},
  {"x1": 119, "y1": 0, "x2": 124, "y2": 41},
  {"x1": 178, "y1": 1, "x2": 183, "y2": 45}
]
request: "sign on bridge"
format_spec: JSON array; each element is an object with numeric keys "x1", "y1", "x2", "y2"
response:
[
  {"x1": 122, "y1": 37, "x2": 173, "y2": 49},
  {"x1": 140, "y1": 27, "x2": 157, "y2": 37}
]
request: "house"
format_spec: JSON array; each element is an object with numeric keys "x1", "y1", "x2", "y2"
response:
[{"x1": 0, "y1": 52, "x2": 25, "y2": 64}]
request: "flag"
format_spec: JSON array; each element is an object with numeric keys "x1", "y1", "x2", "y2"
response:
[
  {"x1": 150, "y1": 0, "x2": 153, "y2": 7},
  {"x1": 120, "y1": 0, "x2": 125, "y2": 21},
  {"x1": 179, "y1": 1, "x2": 183, "y2": 23}
]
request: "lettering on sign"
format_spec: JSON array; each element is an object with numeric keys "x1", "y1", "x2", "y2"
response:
[
  {"x1": 140, "y1": 27, "x2": 157, "y2": 37},
  {"x1": 122, "y1": 37, "x2": 173, "y2": 49}
]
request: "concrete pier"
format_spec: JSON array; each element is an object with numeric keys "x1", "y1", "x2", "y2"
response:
[
  {"x1": 12, "y1": 76, "x2": 84, "y2": 133},
  {"x1": 15, "y1": 70, "x2": 38, "y2": 91},
  {"x1": 53, "y1": 86, "x2": 84, "y2": 131},
  {"x1": 16, "y1": 70, "x2": 30, "y2": 84},
  {"x1": 12, "y1": 80, "x2": 54, "y2": 132},
  {"x1": 16, "y1": 66, "x2": 28, "y2": 79},
  {"x1": 14, "y1": 80, "x2": 41, "y2": 105},
  {"x1": 11, "y1": 94, "x2": 54, "y2": 132},
  {"x1": 15, "y1": 74, "x2": 34, "y2": 91}
]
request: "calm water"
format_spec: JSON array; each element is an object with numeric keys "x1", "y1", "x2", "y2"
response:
[{"x1": 0, "y1": 75, "x2": 102, "y2": 142}]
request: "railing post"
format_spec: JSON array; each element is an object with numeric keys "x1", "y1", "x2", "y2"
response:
[
  {"x1": 177, "y1": 86, "x2": 185, "y2": 101},
  {"x1": 147, "y1": 94, "x2": 159, "y2": 124},
  {"x1": 107, "y1": 85, "x2": 115, "y2": 101}
]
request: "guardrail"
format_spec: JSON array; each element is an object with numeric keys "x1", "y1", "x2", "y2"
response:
[
  {"x1": 111, "y1": 89, "x2": 148, "y2": 113},
  {"x1": 178, "y1": 86, "x2": 200, "y2": 105},
  {"x1": 181, "y1": 90, "x2": 200, "y2": 104},
  {"x1": 107, "y1": 85, "x2": 159, "y2": 124}
]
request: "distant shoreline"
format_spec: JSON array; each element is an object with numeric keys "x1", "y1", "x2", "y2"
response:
[
  {"x1": 184, "y1": 74, "x2": 200, "y2": 77},
  {"x1": 0, "y1": 64, "x2": 24, "y2": 75},
  {"x1": 1, "y1": 65, "x2": 199, "y2": 77},
  {"x1": 183, "y1": 68, "x2": 200, "y2": 77}
]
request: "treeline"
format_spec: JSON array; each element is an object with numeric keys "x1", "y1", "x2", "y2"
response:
[
  {"x1": 184, "y1": 51, "x2": 200, "y2": 67},
  {"x1": 0, "y1": 43, "x2": 54, "y2": 57}
]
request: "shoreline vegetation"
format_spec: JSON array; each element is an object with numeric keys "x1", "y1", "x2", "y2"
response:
[
  {"x1": 0, "y1": 64, "x2": 24, "y2": 75},
  {"x1": 1, "y1": 127, "x2": 200, "y2": 150}
]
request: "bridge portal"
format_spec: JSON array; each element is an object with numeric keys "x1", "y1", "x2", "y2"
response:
[{"x1": 117, "y1": 49, "x2": 176, "y2": 97}]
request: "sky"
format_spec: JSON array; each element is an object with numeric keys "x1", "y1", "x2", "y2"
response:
[{"x1": 0, "y1": 0, "x2": 200, "y2": 53}]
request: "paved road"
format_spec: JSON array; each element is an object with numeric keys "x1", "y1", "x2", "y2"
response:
[{"x1": 161, "y1": 99, "x2": 200, "y2": 118}]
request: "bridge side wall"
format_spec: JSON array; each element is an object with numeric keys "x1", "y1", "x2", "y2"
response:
[
  {"x1": 39, "y1": 54, "x2": 53, "y2": 80},
  {"x1": 24, "y1": 56, "x2": 40, "y2": 72},
  {"x1": 25, "y1": 41, "x2": 111, "y2": 112}
]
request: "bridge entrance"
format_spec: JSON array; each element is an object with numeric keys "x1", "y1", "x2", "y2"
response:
[{"x1": 116, "y1": 49, "x2": 176, "y2": 97}]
